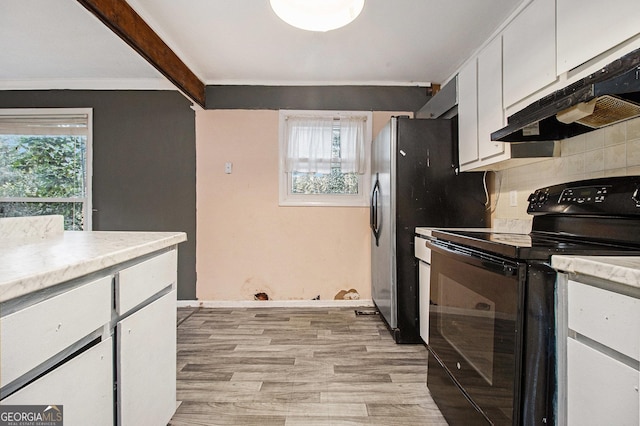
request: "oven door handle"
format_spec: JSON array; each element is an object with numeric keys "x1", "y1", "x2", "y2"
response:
[{"x1": 426, "y1": 240, "x2": 519, "y2": 277}]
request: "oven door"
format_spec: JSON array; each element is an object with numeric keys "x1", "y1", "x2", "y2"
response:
[{"x1": 426, "y1": 240, "x2": 524, "y2": 426}]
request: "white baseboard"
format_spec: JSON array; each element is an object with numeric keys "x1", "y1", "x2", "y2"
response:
[{"x1": 177, "y1": 299, "x2": 374, "y2": 308}]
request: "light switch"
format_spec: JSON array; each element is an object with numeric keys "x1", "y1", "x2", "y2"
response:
[{"x1": 224, "y1": 162, "x2": 232, "y2": 174}]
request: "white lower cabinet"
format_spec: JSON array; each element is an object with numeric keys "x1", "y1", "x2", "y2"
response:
[
  {"x1": 418, "y1": 261, "x2": 431, "y2": 344},
  {"x1": 2, "y1": 338, "x2": 114, "y2": 426},
  {"x1": 117, "y1": 290, "x2": 177, "y2": 426},
  {"x1": 117, "y1": 250, "x2": 177, "y2": 315},
  {"x1": 563, "y1": 278, "x2": 640, "y2": 426},
  {"x1": 0, "y1": 275, "x2": 112, "y2": 388},
  {"x1": 415, "y1": 236, "x2": 432, "y2": 344},
  {"x1": 567, "y1": 338, "x2": 639, "y2": 426},
  {"x1": 1, "y1": 248, "x2": 179, "y2": 426}
]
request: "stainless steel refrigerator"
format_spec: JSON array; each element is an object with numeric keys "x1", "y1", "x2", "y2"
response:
[{"x1": 369, "y1": 116, "x2": 488, "y2": 343}]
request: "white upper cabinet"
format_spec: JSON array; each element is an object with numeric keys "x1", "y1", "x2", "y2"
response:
[
  {"x1": 477, "y1": 36, "x2": 505, "y2": 160},
  {"x1": 557, "y1": 0, "x2": 640, "y2": 74},
  {"x1": 503, "y1": 0, "x2": 556, "y2": 108},
  {"x1": 455, "y1": 0, "x2": 640, "y2": 171},
  {"x1": 459, "y1": 36, "x2": 509, "y2": 171},
  {"x1": 458, "y1": 58, "x2": 479, "y2": 166}
]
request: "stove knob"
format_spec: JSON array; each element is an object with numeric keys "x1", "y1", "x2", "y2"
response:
[
  {"x1": 632, "y1": 186, "x2": 640, "y2": 206},
  {"x1": 536, "y1": 192, "x2": 548, "y2": 203}
]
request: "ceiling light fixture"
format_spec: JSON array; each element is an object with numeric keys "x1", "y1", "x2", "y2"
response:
[{"x1": 270, "y1": 0, "x2": 365, "y2": 32}]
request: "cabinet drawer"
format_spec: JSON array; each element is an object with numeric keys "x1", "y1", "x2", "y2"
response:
[
  {"x1": 1, "y1": 275, "x2": 112, "y2": 387},
  {"x1": 2, "y1": 337, "x2": 114, "y2": 426},
  {"x1": 117, "y1": 249, "x2": 177, "y2": 314},
  {"x1": 567, "y1": 338, "x2": 639, "y2": 426},
  {"x1": 414, "y1": 237, "x2": 431, "y2": 263},
  {"x1": 568, "y1": 280, "x2": 640, "y2": 360}
]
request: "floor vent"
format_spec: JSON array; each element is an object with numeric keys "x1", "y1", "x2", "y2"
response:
[{"x1": 354, "y1": 309, "x2": 379, "y2": 316}]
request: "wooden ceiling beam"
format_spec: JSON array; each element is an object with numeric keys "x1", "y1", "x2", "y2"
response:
[{"x1": 77, "y1": 0, "x2": 206, "y2": 108}]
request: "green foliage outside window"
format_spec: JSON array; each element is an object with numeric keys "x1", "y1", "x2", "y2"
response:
[
  {"x1": 0, "y1": 135, "x2": 87, "y2": 230},
  {"x1": 291, "y1": 170, "x2": 358, "y2": 194}
]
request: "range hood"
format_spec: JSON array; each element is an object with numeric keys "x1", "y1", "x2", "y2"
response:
[{"x1": 492, "y1": 48, "x2": 640, "y2": 143}]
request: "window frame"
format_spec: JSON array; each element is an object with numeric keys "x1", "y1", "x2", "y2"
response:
[
  {"x1": 278, "y1": 109, "x2": 372, "y2": 207},
  {"x1": 0, "y1": 108, "x2": 93, "y2": 230}
]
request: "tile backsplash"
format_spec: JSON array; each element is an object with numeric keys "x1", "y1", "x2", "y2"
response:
[{"x1": 492, "y1": 116, "x2": 640, "y2": 221}]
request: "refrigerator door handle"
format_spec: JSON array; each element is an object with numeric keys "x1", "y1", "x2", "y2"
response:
[{"x1": 371, "y1": 175, "x2": 381, "y2": 246}]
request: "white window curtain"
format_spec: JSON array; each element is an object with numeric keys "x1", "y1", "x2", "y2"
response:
[
  {"x1": 285, "y1": 116, "x2": 334, "y2": 173},
  {"x1": 285, "y1": 114, "x2": 367, "y2": 174},
  {"x1": 339, "y1": 116, "x2": 366, "y2": 174}
]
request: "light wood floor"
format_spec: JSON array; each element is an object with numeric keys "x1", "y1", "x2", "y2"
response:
[{"x1": 168, "y1": 306, "x2": 448, "y2": 425}]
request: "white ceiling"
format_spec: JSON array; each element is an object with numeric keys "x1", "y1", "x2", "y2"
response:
[
  {"x1": 1, "y1": 0, "x2": 525, "y2": 91},
  {"x1": 0, "y1": 1, "x2": 168, "y2": 89}
]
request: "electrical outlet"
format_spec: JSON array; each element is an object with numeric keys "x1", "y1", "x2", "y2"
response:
[
  {"x1": 509, "y1": 190, "x2": 518, "y2": 207},
  {"x1": 224, "y1": 162, "x2": 232, "y2": 174}
]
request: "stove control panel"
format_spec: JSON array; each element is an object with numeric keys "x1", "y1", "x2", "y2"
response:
[
  {"x1": 527, "y1": 176, "x2": 640, "y2": 215},
  {"x1": 558, "y1": 186, "x2": 609, "y2": 204}
]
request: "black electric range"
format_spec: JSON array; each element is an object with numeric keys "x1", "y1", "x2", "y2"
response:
[
  {"x1": 425, "y1": 176, "x2": 640, "y2": 426},
  {"x1": 433, "y1": 175, "x2": 640, "y2": 259},
  {"x1": 431, "y1": 227, "x2": 640, "y2": 260}
]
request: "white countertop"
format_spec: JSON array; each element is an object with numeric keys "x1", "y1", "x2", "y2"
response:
[
  {"x1": 0, "y1": 228, "x2": 187, "y2": 303},
  {"x1": 552, "y1": 255, "x2": 640, "y2": 289},
  {"x1": 416, "y1": 218, "x2": 532, "y2": 238},
  {"x1": 415, "y1": 227, "x2": 493, "y2": 238}
]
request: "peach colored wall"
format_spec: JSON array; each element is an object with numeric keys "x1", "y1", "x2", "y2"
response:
[{"x1": 196, "y1": 109, "x2": 407, "y2": 301}]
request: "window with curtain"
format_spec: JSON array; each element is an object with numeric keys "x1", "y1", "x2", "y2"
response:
[
  {"x1": 279, "y1": 110, "x2": 372, "y2": 207},
  {"x1": 0, "y1": 108, "x2": 92, "y2": 230}
]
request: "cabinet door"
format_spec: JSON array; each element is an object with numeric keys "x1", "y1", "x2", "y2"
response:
[
  {"x1": 418, "y1": 261, "x2": 431, "y2": 344},
  {"x1": 567, "y1": 338, "x2": 639, "y2": 426},
  {"x1": 1, "y1": 338, "x2": 114, "y2": 426},
  {"x1": 458, "y1": 59, "x2": 479, "y2": 166},
  {"x1": 503, "y1": 0, "x2": 556, "y2": 107},
  {"x1": 557, "y1": 0, "x2": 640, "y2": 74},
  {"x1": 117, "y1": 290, "x2": 177, "y2": 426},
  {"x1": 477, "y1": 36, "x2": 505, "y2": 160}
]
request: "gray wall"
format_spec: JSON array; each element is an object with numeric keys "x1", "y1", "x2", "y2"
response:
[
  {"x1": 205, "y1": 85, "x2": 432, "y2": 110},
  {"x1": 0, "y1": 90, "x2": 197, "y2": 299}
]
